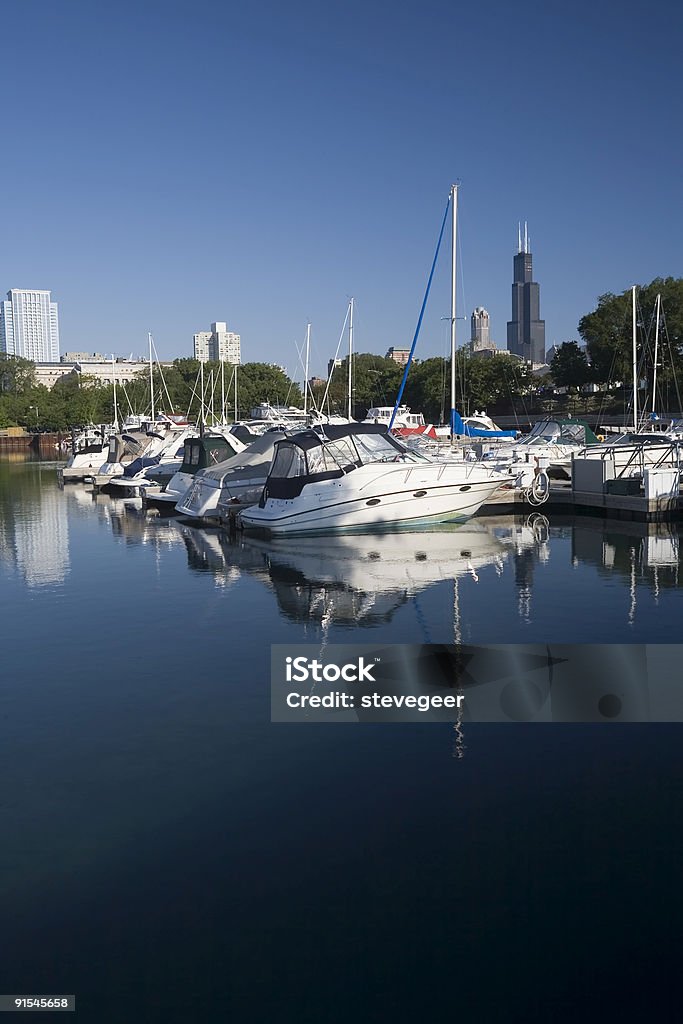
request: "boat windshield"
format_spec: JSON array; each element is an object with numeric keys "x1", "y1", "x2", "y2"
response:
[
  {"x1": 306, "y1": 437, "x2": 358, "y2": 474},
  {"x1": 352, "y1": 431, "x2": 409, "y2": 464}
]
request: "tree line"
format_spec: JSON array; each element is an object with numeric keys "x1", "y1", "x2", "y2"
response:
[{"x1": 2, "y1": 275, "x2": 682, "y2": 430}]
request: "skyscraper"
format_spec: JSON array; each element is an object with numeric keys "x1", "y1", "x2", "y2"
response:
[
  {"x1": 193, "y1": 321, "x2": 240, "y2": 363},
  {"x1": 470, "y1": 307, "x2": 491, "y2": 351},
  {"x1": 506, "y1": 224, "x2": 545, "y2": 365},
  {"x1": 0, "y1": 289, "x2": 60, "y2": 361}
]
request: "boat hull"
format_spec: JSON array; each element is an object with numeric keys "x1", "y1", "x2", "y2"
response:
[{"x1": 240, "y1": 464, "x2": 504, "y2": 535}]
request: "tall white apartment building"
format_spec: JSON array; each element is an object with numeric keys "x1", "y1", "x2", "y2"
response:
[
  {"x1": 193, "y1": 321, "x2": 240, "y2": 364},
  {"x1": 0, "y1": 289, "x2": 60, "y2": 361}
]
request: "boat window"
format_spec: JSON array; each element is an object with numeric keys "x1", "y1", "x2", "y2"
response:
[
  {"x1": 270, "y1": 444, "x2": 308, "y2": 479},
  {"x1": 305, "y1": 437, "x2": 357, "y2": 473},
  {"x1": 324, "y1": 437, "x2": 358, "y2": 468},
  {"x1": 560, "y1": 424, "x2": 587, "y2": 444},
  {"x1": 353, "y1": 432, "x2": 403, "y2": 464}
]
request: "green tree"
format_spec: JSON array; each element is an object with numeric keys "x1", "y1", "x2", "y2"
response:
[
  {"x1": 462, "y1": 354, "x2": 534, "y2": 411},
  {"x1": 550, "y1": 342, "x2": 592, "y2": 389},
  {"x1": 0, "y1": 354, "x2": 36, "y2": 393},
  {"x1": 403, "y1": 357, "x2": 449, "y2": 422},
  {"x1": 322, "y1": 354, "x2": 404, "y2": 417},
  {"x1": 579, "y1": 278, "x2": 683, "y2": 402},
  {"x1": 232, "y1": 363, "x2": 302, "y2": 420}
]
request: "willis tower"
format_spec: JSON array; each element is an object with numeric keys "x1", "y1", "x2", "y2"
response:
[{"x1": 506, "y1": 223, "x2": 545, "y2": 365}]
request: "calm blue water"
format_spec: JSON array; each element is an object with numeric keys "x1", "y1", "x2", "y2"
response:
[{"x1": 1, "y1": 460, "x2": 681, "y2": 1022}]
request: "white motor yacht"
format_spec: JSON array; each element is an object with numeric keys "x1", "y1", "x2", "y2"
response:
[{"x1": 239, "y1": 424, "x2": 507, "y2": 535}]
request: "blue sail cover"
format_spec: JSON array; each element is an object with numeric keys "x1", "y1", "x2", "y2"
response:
[{"x1": 452, "y1": 410, "x2": 517, "y2": 438}]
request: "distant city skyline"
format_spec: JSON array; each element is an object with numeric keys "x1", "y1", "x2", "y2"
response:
[{"x1": 0, "y1": 2, "x2": 680, "y2": 379}]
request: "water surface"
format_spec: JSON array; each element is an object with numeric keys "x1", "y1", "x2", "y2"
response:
[{"x1": 0, "y1": 461, "x2": 681, "y2": 1022}]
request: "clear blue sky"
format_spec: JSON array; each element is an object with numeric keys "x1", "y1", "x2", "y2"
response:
[{"x1": 2, "y1": 0, "x2": 681, "y2": 378}]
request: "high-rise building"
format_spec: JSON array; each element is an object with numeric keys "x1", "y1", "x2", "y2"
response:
[
  {"x1": 506, "y1": 224, "x2": 545, "y2": 365},
  {"x1": 470, "y1": 307, "x2": 491, "y2": 351},
  {"x1": 0, "y1": 289, "x2": 60, "y2": 361},
  {"x1": 193, "y1": 321, "x2": 240, "y2": 363}
]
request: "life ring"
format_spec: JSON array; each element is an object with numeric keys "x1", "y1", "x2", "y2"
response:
[{"x1": 597, "y1": 434, "x2": 605, "y2": 442}]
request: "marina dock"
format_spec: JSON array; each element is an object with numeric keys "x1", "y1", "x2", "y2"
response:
[{"x1": 478, "y1": 480, "x2": 681, "y2": 521}]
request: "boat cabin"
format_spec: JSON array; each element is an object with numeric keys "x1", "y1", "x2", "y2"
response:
[
  {"x1": 261, "y1": 425, "x2": 406, "y2": 502},
  {"x1": 364, "y1": 406, "x2": 425, "y2": 428}
]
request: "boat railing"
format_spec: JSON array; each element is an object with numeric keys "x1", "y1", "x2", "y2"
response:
[{"x1": 573, "y1": 440, "x2": 682, "y2": 480}]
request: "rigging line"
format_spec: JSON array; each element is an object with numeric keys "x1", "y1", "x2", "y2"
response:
[
  {"x1": 185, "y1": 367, "x2": 203, "y2": 421},
  {"x1": 150, "y1": 335, "x2": 174, "y2": 414},
  {"x1": 293, "y1": 328, "x2": 322, "y2": 417},
  {"x1": 319, "y1": 303, "x2": 351, "y2": 412},
  {"x1": 390, "y1": 193, "x2": 451, "y2": 430},
  {"x1": 121, "y1": 379, "x2": 134, "y2": 416},
  {"x1": 656, "y1": 303, "x2": 682, "y2": 418}
]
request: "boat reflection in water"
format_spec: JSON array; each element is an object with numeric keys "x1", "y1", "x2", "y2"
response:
[
  {"x1": 239, "y1": 522, "x2": 510, "y2": 629},
  {"x1": 178, "y1": 524, "x2": 271, "y2": 590}
]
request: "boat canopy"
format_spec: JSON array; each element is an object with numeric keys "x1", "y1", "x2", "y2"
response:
[
  {"x1": 517, "y1": 419, "x2": 600, "y2": 446},
  {"x1": 200, "y1": 431, "x2": 287, "y2": 485},
  {"x1": 262, "y1": 425, "x2": 406, "y2": 501},
  {"x1": 179, "y1": 434, "x2": 241, "y2": 475}
]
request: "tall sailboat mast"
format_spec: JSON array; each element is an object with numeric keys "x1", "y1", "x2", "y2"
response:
[
  {"x1": 651, "y1": 293, "x2": 661, "y2": 420},
  {"x1": 234, "y1": 361, "x2": 238, "y2": 422},
  {"x1": 632, "y1": 286, "x2": 638, "y2": 430},
  {"x1": 200, "y1": 358, "x2": 205, "y2": 435},
  {"x1": 112, "y1": 354, "x2": 119, "y2": 431},
  {"x1": 347, "y1": 297, "x2": 354, "y2": 420},
  {"x1": 148, "y1": 332, "x2": 156, "y2": 423},
  {"x1": 303, "y1": 322, "x2": 311, "y2": 415},
  {"x1": 449, "y1": 183, "x2": 458, "y2": 441}
]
